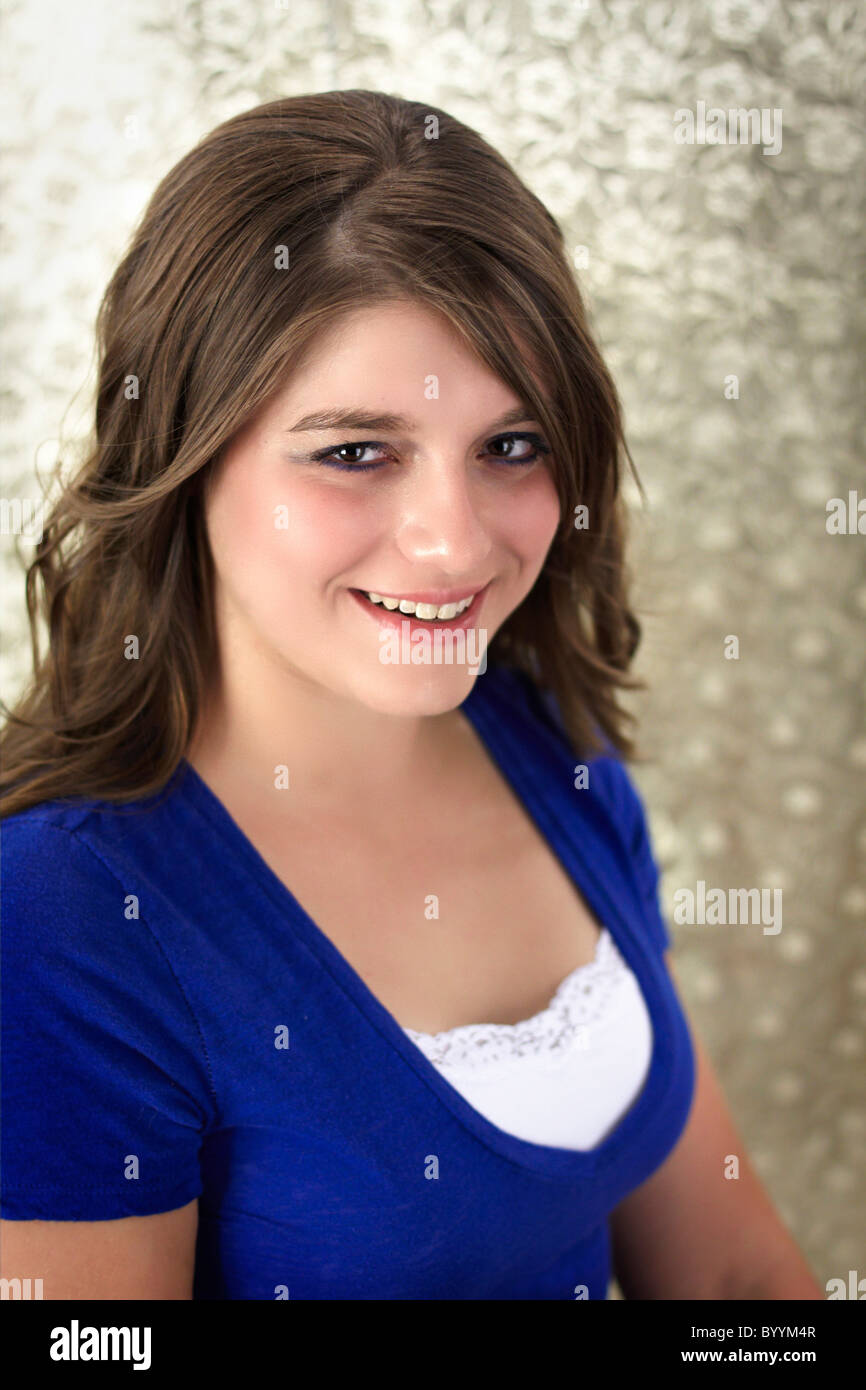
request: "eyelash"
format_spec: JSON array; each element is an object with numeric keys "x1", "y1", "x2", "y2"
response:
[{"x1": 309, "y1": 432, "x2": 552, "y2": 473}]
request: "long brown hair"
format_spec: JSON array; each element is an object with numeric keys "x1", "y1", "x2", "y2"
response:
[{"x1": 0, "y1": 89, "x2": 646, "y2": 819}]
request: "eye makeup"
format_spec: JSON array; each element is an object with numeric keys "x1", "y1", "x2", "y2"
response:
[{"x1": 305, "y1": 431, "x2": 552, "y2": 473}]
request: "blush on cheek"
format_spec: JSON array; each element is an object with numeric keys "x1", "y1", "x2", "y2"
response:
[
  {"x1": 499, "y1": 471, "x2": 562, "y2": 560},
  {"x1": 282, "y1": 483, "x2": 382, "y2": 578},
  {"x1": 205, "y1": 459, "x2": 281, "y2": 581},
  {"x1": 207, "y1": 459, "x2": 384, "y2": 631}
]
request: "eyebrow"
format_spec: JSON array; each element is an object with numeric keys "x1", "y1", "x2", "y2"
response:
[{"x1": 285, "y1": 405, "x2": 539, "y2": 434}]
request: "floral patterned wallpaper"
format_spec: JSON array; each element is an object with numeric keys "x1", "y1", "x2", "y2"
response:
[{"x1": 1, "y1": 0, "x2": 863, "y2": 1298}]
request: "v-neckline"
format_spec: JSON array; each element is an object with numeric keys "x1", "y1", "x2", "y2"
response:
[{"x1": 176, "y1": 668, "x2": 676, "y2": 1179}]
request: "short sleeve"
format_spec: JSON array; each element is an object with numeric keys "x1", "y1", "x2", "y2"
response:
[{"x1": 1, "y1": 817, "x2": 215, "y2": 1221}]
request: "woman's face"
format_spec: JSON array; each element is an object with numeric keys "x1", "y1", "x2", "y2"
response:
[{"x1": 203, "y1": 298, "x2": 562, "y2": 717}]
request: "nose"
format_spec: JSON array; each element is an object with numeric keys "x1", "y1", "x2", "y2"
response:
[{"x1": 392, "y1": 459, "x2": 493, "y2": 576}]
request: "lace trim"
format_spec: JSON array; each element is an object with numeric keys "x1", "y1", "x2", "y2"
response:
[{"x1": 403, "y1": 927, "x2": 628, "y2": 1067}]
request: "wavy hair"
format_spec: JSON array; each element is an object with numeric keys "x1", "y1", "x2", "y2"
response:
[{"x1": 0, "y1": 89, "x2": 647, "y2": 818}]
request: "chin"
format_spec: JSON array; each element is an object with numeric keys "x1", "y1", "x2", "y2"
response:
[{"x1": 351, "y1": 664, "x2": 483, "y2": 717}]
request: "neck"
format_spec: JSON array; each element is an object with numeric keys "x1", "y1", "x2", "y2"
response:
[{"x1": 186, "y1": 644, "x2": 470, "y2": 816}]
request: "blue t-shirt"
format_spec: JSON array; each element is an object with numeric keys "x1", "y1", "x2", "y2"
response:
[{"x1": 1, "y1": 663, "x2": 695, "y2": 1299}]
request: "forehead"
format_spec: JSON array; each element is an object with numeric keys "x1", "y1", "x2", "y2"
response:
[
  {"x1": 289, "y1": 299, "x2": 486, "y2": 377},
  {"x1": 276, "y1": 299, "x2": 550, "y2": 414}
]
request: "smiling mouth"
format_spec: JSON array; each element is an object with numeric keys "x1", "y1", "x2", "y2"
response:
[{"x1": 348, "y1": 584, "x2": 489, "y2": 627}]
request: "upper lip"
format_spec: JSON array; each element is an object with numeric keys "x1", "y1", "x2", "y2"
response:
[{"x1": 354, "y1": 582, "x2": 490, "y2": 605}]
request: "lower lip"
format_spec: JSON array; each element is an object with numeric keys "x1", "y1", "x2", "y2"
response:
[{"x1": 348, "y1": 584, "x2": 489, "y2": 633}]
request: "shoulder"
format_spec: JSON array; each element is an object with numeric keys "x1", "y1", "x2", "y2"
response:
[
  {"x1": 482, "y1": 661, "x2": 649, "y2": 837},
  {"x1": 3, "y1": 799, "x2": 143, "y2": 930},
  {"x1": 2, "y1": 802, "x2": 123, "y2": 920},
  {"x1": 1, "y1": 801, "x2": 215, "y2": 1221},
  {"x1": 1, "y1": 794, "x2": 218, "y2": 1222},
  {"x1": 1, "y1": 766, "x2": 189, "y2": 898},
  {"x1": 1, "y1": 792, "x2": 196, "y2": 1014},
  {"x1": 482, "y1": 664, "x2": 667, "y2": 947}
]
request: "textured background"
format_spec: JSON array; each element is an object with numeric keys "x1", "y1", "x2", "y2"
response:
[{"x1": 1, "y1": 0, "x2": 864, "y2": 1298}]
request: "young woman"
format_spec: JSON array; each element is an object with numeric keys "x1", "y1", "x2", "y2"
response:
[{"x1": 0, "y1": 90, "x2": 821, "y2": 1300}]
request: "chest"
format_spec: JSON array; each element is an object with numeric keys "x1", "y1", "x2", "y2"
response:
[{"x1": 230, "y1": 784, "x2": 604, "y2": 1035}]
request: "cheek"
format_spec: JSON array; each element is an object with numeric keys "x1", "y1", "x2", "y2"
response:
[
  {"x1": 497, "y1": 470, "x2": 562, "y2": 561},
  {"x1": 277, "y1": 482, "x2": 380, "y2": 577},
  {"x1": 206, "y1": 463, "x2": 378, "y2": 601}
]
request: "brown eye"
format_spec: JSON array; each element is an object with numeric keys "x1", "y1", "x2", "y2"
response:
[
  {"x1": 486, "y1": 433, "x2": 551, "y2": 466},
  {"x1": 310, "y1": 441, "x2": 391, "y2": 472}
]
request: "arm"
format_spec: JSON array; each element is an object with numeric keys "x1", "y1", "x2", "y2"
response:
[
  {"x1": 610, "y1": 959, "x2": 824, "y2": 1300},
  {"x1": 0, "y1": 1200, "x2": 199, "y2": 1300}
]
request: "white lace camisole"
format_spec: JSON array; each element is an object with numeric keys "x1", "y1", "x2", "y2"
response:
[{"x1": 402, "y1": 927, "x2": 653, "y2": 1150}]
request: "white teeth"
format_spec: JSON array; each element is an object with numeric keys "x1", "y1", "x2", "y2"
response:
[{"x1": 362, "y1": 591, "x2": 475, "y2": 620}]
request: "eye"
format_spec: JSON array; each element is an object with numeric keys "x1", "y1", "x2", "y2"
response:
[
  {"x1": 308, "y1": 431, "x2": 551, "y2": 474},
  {"x1": 310, "y1": 441, "x2": 390, "y2": 472},
  {"x1": 486, "y1": 432, "x2": 551, "y2": 467}
]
